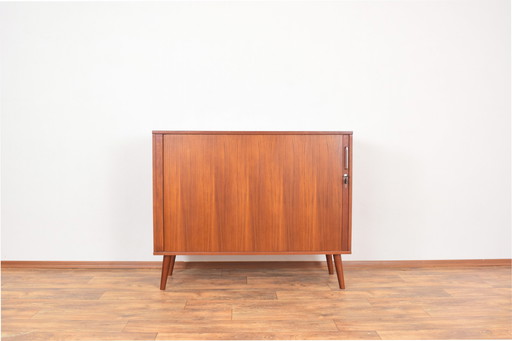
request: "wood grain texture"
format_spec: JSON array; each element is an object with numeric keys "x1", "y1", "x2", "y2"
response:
[
  {"x1": 155, "y1": 331, "x2": 379, "y2": 340},
  {"x1": 154, "y1": 251, "x2": 352, "y2": 255},
  {"x1": 2, "y1": 263, "x2": 510, "y2": 340},
  {"x1": 153, "y1": 131, "x2": 353, "y2": 135},
  {"x1": 346, "y1": 135, "x2": 353, "y2": 251},
  {"x1": 161, "y1": 133, "x2": 347, "y2": 253},
  {"x1": 152, "y1": 134, "x2": 164, "y2": 252},
  {"x1": 1, "y1": 332, "x2": 157, "y2": 341}
]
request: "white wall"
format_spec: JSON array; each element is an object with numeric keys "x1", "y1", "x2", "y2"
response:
[{"x1": 1, "y1": 1, "x2": 510, "y2": 261}]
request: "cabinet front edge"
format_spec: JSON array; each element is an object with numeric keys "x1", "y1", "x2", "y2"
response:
[
  {"x1": 153, "y1": 251, "x2": 352, "y2": 255},
  {"x1": 152, "y1": 131, "x2": 353, "y2": 135}
]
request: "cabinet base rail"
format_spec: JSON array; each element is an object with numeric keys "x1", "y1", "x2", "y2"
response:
[{"x1": 159, "y1": 254, "x2": 345, "y2": 290}]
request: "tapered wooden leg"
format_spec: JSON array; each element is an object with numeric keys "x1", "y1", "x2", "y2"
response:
[
  {"x1": 325, "y1": 254, "x2": 334, "y2": 274},
  {"x1": 333, "y1": 254, "x2": 346, "y2": 289},
  {"x1": 160, "y1": 256, "x2": 171, "y2": 290},
  {"x1": 168, "y1": 255, "x2": 176, "y2": 276}
]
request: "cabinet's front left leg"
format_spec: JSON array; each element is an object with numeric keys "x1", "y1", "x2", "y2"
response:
[
  {"x1": 168, "y1": 255, "x2": 176, "y2": 276},
  {"x1": 160, "y1": 255, "x2": 171, "y2": 290},
  {"x1": 325, "y1": 254, "x2": 334, "y2": 274},
  {"x1": 333, "y1": 254, "x2": 346, "y2": 289}
]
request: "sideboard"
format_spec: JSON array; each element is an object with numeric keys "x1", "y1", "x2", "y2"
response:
[{"x1": 152, "y1": 131, "x2": 352, "y2": 289}]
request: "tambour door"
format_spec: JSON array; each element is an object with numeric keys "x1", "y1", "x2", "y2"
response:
[{"x1": 157, "y1": 133, "x2": 350, "y2": 253}]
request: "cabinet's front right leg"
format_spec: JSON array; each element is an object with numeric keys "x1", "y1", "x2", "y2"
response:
[
  {"x1": 168, "y1": 255, "x2": 176, "y2": 276},
  {"x1": 333, "y1": 254, "x2": 346, "y2": 289},
  {"x1": 160, "y1": 255, "x2": 171, "y2": 290}
]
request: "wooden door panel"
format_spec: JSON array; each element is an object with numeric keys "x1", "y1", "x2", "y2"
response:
[{"x1": 162, "y1": 134, "x2": 344, "y2": 252}]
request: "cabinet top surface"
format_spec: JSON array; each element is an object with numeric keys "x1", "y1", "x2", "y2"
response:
[{"x1": 152, "y1": 131, "x2": 353, "y2": 135}]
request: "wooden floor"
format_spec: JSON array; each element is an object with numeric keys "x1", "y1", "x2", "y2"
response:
[{"x1": 2, "y1": 262, "x2": 511, "y2": 340}]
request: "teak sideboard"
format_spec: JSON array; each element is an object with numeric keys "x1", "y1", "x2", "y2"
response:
[{"x1": 152, "y1": 131, "x2": 352, "y2": 290}]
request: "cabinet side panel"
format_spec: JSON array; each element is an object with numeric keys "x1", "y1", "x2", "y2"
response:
[
  {"x1": 349, "y1": 134, "x2": 353, "y2": 252},
  {"x1": 153, "y1": 134, "x2": 164, "y2": 252},
  {"x1": 341, "y1": 134, "x2": 352, "y2": 252}
]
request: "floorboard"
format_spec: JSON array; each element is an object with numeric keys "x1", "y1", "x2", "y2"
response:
[{"x1": 2, "y1": 262, "x2": 511, "y2": 340}]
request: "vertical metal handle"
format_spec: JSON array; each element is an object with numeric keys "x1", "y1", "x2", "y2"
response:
[{"x1": 345, "y1": 146, "x2": 349, "y2": 170}]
